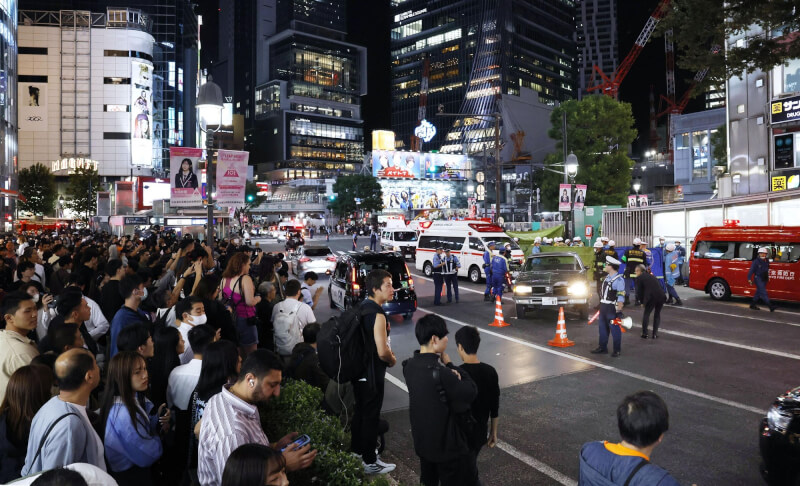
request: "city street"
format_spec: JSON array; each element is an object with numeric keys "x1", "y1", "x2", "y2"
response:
[{"x1": 254, "y1": 236, "x2": 800, "y2": 485}]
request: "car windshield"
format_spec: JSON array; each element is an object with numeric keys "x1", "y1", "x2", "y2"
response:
[
  {"x1": 491, "y1": 237, "x2": 521, "y2": 250},
  {"x1": 523, "y1": 255, "x2": 581, "y2": 271},
  {"x1": 394, "y1": 231, "x2": 417, "y2": 242},
  {"x1": 304, "y1": 248, "x2": 332, "y2": 257}
]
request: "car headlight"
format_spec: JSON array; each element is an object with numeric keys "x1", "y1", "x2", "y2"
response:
[
  {"x1": 393, "y1": 246, "x2": 400, "y2": 251},
  {"x1": 767, "y1": 406, "x2": 792, "y2": 432},
  {"x1": 514, "y1": 285, "x2": 532, "y2": 294},
  {"x1": 567, "y1": 281, "x2": 589, "y2": 297}
]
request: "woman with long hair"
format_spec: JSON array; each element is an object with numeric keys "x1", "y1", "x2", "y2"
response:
[
  {"x1": 221, "y1": 253, "x2": 262, "y2": 357},
  {"x1": 100, "y1": 351, "x2": 170, "y2": 486},
  {"x1": 174, "y1": 157, "x2": 198, "y2": 189},
  {"x1": 188, "y1": 340, "x2": 241, "y2": 470},
  {"x1": 221, "y1": 443, "x2": 288, "y2": 486},
  {"x1": 147, "y1": 326, "x2": 184, "y2": 408},
  {"x1": 0, "y1": 365, "x2": 53, "y2": 482}
]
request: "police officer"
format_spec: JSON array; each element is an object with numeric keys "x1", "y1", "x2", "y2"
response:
[
  {"x1": 621, "y1": 238, "x2": 646, "y2": 306},
  {"x1": 490, "y1": 250, "x2": 508, "y2": 299},
  {"x1": 674, "y1": 240, "x2": 687, "y2": 285},
  {"x1": 593, "y1": 240, "x2": 606, "y2": 300},
  {"x1": 531, "y1": 237, "x2": 542, "y2": 256},
  {"x1": 443, "y1": 248, "x2": 461, "y2": 303},
  {"x1": 663, "y1": 243, "x2": 682, "y2": 305},
  {"x1": 483, "y1": 241, "x2": 496, "y2": 301},
  {"x1": 604, "y1": 240, "x2": 618, "y2": 263},
  {"x1": 747, "y1": 247, "x2": 776, "y2": 311},
  {"x1": 601, "y1": 236, "x2": 610, "y2": 250},
  {"x1": 591, "y1": 256, "x2": 626, "y2": 357},
  {"x1": 432, "y1": 246, "x2": 446, "y2": 306},
  {"x1": 573, "y1": 236, "x2": 584, "y2": 247}
]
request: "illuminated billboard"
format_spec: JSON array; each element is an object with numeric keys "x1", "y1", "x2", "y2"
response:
[
  {"x1": 379, "y1": 179, "x2": 452, "y2": 210},
  {"x1": 131, "y1": 60, "x2": 154, "y2": 166},
  {"x1": 372, "y1": 150, "x2": 468, "y2": 179}
]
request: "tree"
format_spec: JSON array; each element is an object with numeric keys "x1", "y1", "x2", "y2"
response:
[
  {"x1": 235, "y1": 180, "x2": 268, "y2": 228},
  {"x1": 328, "y1": 174, "x2": 383, "y2": 218},
  {"x1": 710, "y1": 124, "x2": 728, "y2": 169},
  {"x1": 538, "y1": 96, "x2": 637, "y2": 211},
  {"x1": 64, "y1": 167, "x2": 103, "y2": 220},
  {"x1": 18, "y1": 163, "x2": 57, "y2": 217},
  {"x1": 659, "y1": 0, "x2": 800, "y2": 92}
]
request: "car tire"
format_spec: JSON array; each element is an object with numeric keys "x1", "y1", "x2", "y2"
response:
[
  {"x1": 708, "y1": 278, "x2": 731, "y2": 301},
  {"x1": 423, "y1": 262, "x2": 433, "y2": 277},
  {"x1": 469, "y1": 265, "x2": 482, "y2": 283},
  {"x1": 516, "y1": 304, "x2": 526, "y2": 319}
]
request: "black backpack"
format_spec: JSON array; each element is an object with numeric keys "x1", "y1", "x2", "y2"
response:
[{"x1": 317, "y1": 303, "x2": 369, "y2": 383}]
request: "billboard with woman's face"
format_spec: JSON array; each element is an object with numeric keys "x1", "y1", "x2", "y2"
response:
[
  {"x1": 131, "y1": 60, "x2": 153, "y2": 166},
  {"x1": 170, "y1": 147, "x2": 204, "y2": 207}
]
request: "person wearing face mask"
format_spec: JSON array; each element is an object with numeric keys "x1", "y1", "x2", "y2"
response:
[
  {"x1": 174, "y1": 296, "x2": 207, "y2": 365},
  {"x1": 109, "y1": 275, "x2": 152, "y2": 359},
  {"x1": 18, "y1": 282, "x2": 55, "y2": 342}
]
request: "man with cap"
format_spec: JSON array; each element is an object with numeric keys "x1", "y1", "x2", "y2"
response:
[
  {"x1": 663, "y1": 244, "x2": 682, "y2": 306},
  {"x1": 531, "y1": 237, "x2": 542, "y2": 256},
  {"x1": 657, "y1": 236, "x2": 666, "y2": 250},
  {"x1": 443, "y1": 248, "x2": 461, "y2": 303},
  {"x1": 483, "y1": 242, "x2": 496, "y2": 301},
  {"x1": 592, "y1": 256, "x2": 626, "y2": 357},
  {"x1": 489, "y1": 247, "x2": 509, "y2": 300},
  {"x1": 432, "y1": 246, "x2": 446, "y2": 305},
  {"x1": 554, "y1": 237, "x2": 566, "y2": 247},
  {"x1": 572, "y1": 236, "x2": 584, "y2": 247},
  {"x1": 601, "y1": 236, "x2": 610, "y2": 250},
  {"x1": 592, "y1": 240, "x2": 606, "y2": 300},
  {"x1": 747, "y1": 247, "x2": 776, "y2": 311},
  {"x1": 621, "y1": 238, "x2": 646, "y2": 306}
]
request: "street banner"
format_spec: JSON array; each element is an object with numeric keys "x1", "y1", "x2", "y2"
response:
[
  {"x1": 628, "y1": 195, "x2": 638, "y2": 208},
  {"x1": 170, "y1": 147, "x2": 204, "y2": 207},
  {"x1": 216, "y1": 150, "x2": 249, "y2": 207},
  {"x1": 558, "y1": 184, "x2": 572, "y2": 211},
  {"x1": 573, "y1": 184, "x2": 587, "y2": 211},
  {"x1": 131, "y1": 60, "x2": 154, "y2": 166},
  {"x1": 638, "y1": 195, "x2": 649, "y2": 207}
]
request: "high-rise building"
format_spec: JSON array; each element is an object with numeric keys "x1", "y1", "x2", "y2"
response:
[
  {"x1": 390, "y1": 0, "x2": 577, "y2": 154},
  {"x1": 0, "y1": 0, "x2": 17, "y2": 230},
  {"x1": 575, "y1": 0, "x2": 618, "y2": 100}
]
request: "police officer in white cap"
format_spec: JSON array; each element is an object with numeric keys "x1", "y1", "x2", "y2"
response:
[
  {"x1": 531, "y1": 237, "x2": 542, "y2": 258},
  {"x1": 592, "y1": 255, "x2": 626, "y2": 357},
  {"x1": 747, "y1": 247, "x2": 776, "y2": 311}
]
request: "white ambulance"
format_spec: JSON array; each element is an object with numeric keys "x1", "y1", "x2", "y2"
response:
[
  {"x1": 415, "y1": 220, "x2": 525, "y2": 283},
  {"x1": 380, "y1": 220, "x2": 418, "y2": 260}
]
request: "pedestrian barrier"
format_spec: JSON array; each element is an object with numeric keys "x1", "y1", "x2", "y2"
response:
[
  {"x1": 547, "y1": 307, "x2": 575, "y2": 347},
  {"x1": 488, "y1": 295, "x2": 510, "y2": 328}
]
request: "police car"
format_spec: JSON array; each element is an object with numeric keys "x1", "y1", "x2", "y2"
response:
[{"x1": 328, "y1": 251, "x2": 417, "y2": 319}]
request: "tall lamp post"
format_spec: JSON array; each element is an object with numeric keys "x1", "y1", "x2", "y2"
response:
[
  {"x1": 632, "y1": 181, "x2": 641, "y2": 206},
  {"x1": 542, "y1": 153, "x2": 579, "y2": 237},
  {"x1": 196, "y1": 78, "x2": 224, "y2": 248}
]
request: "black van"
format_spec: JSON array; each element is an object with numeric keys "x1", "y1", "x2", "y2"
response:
[{"x1": 328, "y1": 251, "x2": 417, "y2": 319}]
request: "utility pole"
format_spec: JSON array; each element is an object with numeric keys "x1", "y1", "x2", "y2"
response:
[{"x1": 494, "y1": 114, "x2": 501, "y2": 223}]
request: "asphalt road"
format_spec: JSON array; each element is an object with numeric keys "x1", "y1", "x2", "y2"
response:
[{"x1": 254, "y1": 236, "x2": 799, "y2": 485}]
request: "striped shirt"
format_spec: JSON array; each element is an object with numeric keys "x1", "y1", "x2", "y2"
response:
[{"x1": 197, "y1": 385, "x2": 269, "y2": 486}]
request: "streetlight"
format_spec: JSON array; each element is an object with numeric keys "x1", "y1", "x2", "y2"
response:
[
  {"x1": 633, "y1": 181, "x2": 641, "y2": 195},
  {"x1": 196, "y1": 77, "x2": 224, "y2": 247}
]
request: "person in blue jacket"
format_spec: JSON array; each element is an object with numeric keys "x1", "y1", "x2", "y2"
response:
[
  {"x1": 432, "y1": 247, "x2": 446, "y2": 306},
  {"x1": 100, "y1": 351, "x2": 171, "y2": 486},
  {"x1": 483, "y1": 241, "x2": 496, "y2": 301},
  {"x1": 489, "y1": 252, "x2": 508, "y2": 300},
  {"x1": 579, "y1": 390, "x2": 680, "y2": 486},
  {"x1": 747, "y1": 247, "x2": 776, "y2": 311}
]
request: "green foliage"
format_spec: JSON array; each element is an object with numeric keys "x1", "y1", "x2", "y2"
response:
[
  {"x1": 259, "y1": 379, "x2": 388, "y2": 485},
  {"x1": 659, "y1": 0, "x2": 800, "y2": 92},
  {"x1": 710, "y1": 124, "x2": 727, "y2": 168},
  {"x1": 539, "y1": 96, "x2": 636, "y2": 211},
  {"x1": 64, "y1": 167, "x2": 104, "y2": 219},
  {"x1": 18, "y1": 163, "x2": 57, "y2": 216},
  {"x1": 328, "y1": 174, "x2": 383, "y2": 218}
]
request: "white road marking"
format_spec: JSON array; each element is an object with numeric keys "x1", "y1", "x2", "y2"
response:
[
  {"x1": 412, "y1": 273, "x2": 514, "y2": 302},
  {"x1": 384, "y1": 353, "x2": 578, "y2": 485},
  {"x1": 670, "y1": 305, "x2": 800, "y2": 327},
  {"x1": 657, "y1": 329, "x2": 800, "y2": 360},
  {"x1": 415, "y1": 306, "x2": 766, "y2": 416}
]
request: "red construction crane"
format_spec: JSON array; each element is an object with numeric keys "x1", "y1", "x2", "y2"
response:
[{"x1": 588, "y1": 0, "x2": 672, "y2": 99}]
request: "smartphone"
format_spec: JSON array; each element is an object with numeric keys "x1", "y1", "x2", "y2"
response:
[
  {"x1": 46, "y1": 295, "x2": 57, "y2": 309},
  {"x1": 281, "y1": 434, "x2": 311, "y2": 451}
]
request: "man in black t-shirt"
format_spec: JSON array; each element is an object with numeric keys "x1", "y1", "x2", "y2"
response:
[
  {"x1": 351, "y1": 269, "x2": 397, "y2": 476},
  {"x1": 455, "y1": 326, "x2": 499, "y2": 463}
]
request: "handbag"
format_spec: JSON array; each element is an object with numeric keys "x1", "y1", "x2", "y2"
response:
[{"x1": 231, "y1": 276, "x2": 259, "y2": 327}]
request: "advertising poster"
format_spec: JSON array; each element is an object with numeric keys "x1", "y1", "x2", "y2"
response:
[
  {"x1": 420, "y1": 152, "x2": 468, "y2": 179},
  {"x1": 558, "y1": 184, "x2": 572, "y2": 211},
  {"x1": 131, "y1": 60, "x2": 154, "y2": 166},
  {"x1": 785, "y1": 58, "x2": 800, "y2": 93},
  {"x1": 628, "y1": 195, "x2": 638, "y2": 208},
  {"x1": 216, "y1": 150, "x2": 249, "y2": 207},
  {"x1": 372, "y1": 150, "x2": 469, "y2": 179},
  {"x1": 774, "y1": 134, "x2": 795, "y2": 170},
  {"x1": 638, "y1": 195, "x2": 649, "y2": 207},
  {"x1": 19, "y1": 82, "x2": 47, "y2": 131},
  {"x1": 373, "y1": 150, "x2": 420, "y2": 178},
  {"x1": 379, "y1": 179, "x2": 451, "y2": 210},
  {"x1": 573, "y1": 184, "x2": 587, "y2": 211},
  {"x1": 170, "y1": 147, "x2": 204, "y2": 207}
]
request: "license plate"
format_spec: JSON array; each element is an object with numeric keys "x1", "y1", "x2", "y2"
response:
[{"x1": 542, "y1": 297, "x2": 558, "y2": 306}]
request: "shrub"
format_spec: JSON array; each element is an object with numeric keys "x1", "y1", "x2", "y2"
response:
[{"x1": 259, "y1": 379, "x2": 391, "y2": 486}]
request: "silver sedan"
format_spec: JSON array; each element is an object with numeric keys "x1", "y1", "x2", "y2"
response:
[{"x1": 292, "y1": 246, "x2": 337, "y2": 276}]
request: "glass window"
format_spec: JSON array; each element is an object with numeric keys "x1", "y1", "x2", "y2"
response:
[
  {"x1": 443, "y1": 237, "x2": 465, "y2": 251},
  {"x1": 394, "y1": 232, "x2": 417, "y2": 242},
  {"x1": 418, "y1": 235, "x2": 436, "y2": 249},
  {"x1": 691, "y1": 130, "x2": 709, "y2": 180},
  {"x1": 774, "y1": 243, "x2": 800, "y2": 263},
  {"x1": 696, "y1": 241, "x2": 735, "y2": 259},
  {"x1": 334, "y1": 263, "x2": 347, "y2": 280},
  {"x1": 469, "y1": 237, "x2": 485, "y2": 252},
  {"x1": 523, "y1": 255, "x2": 581, "y2": 271}
]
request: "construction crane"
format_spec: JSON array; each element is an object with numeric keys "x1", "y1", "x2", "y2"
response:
[
  {"x1": 588, "y1": 0, "x2": 672, "y2": 99},
  {"x1": 410, "y1": 56, "x2": 431, "y2": 152}
]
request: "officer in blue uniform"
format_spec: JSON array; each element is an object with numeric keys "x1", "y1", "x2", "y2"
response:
[
  {"x1": 432, "y1": 246, "x2": 446, "y2": 306},
  {"x1": 591, "y1": 256, "x2": 626, "y2": 357},
  {"x1": 490, "y1": 251, "x2": 508, "y2": 299},
  {"x1": 483, "y1": 241, "x2": 496, "y2": 301},
  {"x1": 747, "y1": 247, "x2": 776, "y2": 311},
  {"x1": 443, "y1": 248, "x2": 461, "y2": 303}
]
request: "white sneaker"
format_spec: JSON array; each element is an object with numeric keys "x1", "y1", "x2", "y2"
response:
[
  {"x1": 375, "y1": 455, "x2": 393, "y2": 468},
  {"x1": 364, "y1": 461, "x2": 395, "y2": 475}
]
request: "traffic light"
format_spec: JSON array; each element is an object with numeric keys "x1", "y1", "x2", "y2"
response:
[{"x1": 246, "y1": 193, "x2": 255, "y2": 203}]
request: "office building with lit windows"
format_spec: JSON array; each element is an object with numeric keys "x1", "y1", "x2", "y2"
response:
[
  {"x1": 0, "y1": 0, "x2": 16, "y2": 229},
  {"x1": 575, "y1": 0, "x2": 618, "y2": 99},
  {"x1": 390, "y1": 0, "x2": 576, "y2": 154}
]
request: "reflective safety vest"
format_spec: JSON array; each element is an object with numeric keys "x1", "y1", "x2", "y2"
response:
[{"x1": 601, "y1": 273, "x2": 624, "y2": 304}]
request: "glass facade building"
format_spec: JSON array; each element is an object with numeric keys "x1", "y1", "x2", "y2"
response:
[
  {"x1": 390, "y1": 0, "x2": 577, "y2": 153},
  {"x1": 575, "y1": 0, "x2": 617, "y2": 100},
  {"x1": 276, "y1": 0, "x2": 346, "y2": 38},
  {"x1": 0, "y1": 0, "x2": 16, "y2": 229}
]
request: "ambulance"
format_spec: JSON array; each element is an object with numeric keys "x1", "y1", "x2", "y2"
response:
[
  {"x1": 380, "y1": 220, "x2": 418, "y2": 259},
  {"x1": 415, "y1": 220, "x2": 525, "y2": 283}
]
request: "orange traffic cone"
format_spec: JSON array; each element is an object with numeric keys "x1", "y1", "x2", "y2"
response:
[
  {"x1": 488, "y1": 295, "x2": 510, "y2": 327},
  {"x1": 548, "y1": 307, "x2": 575, "y2": 347}
]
